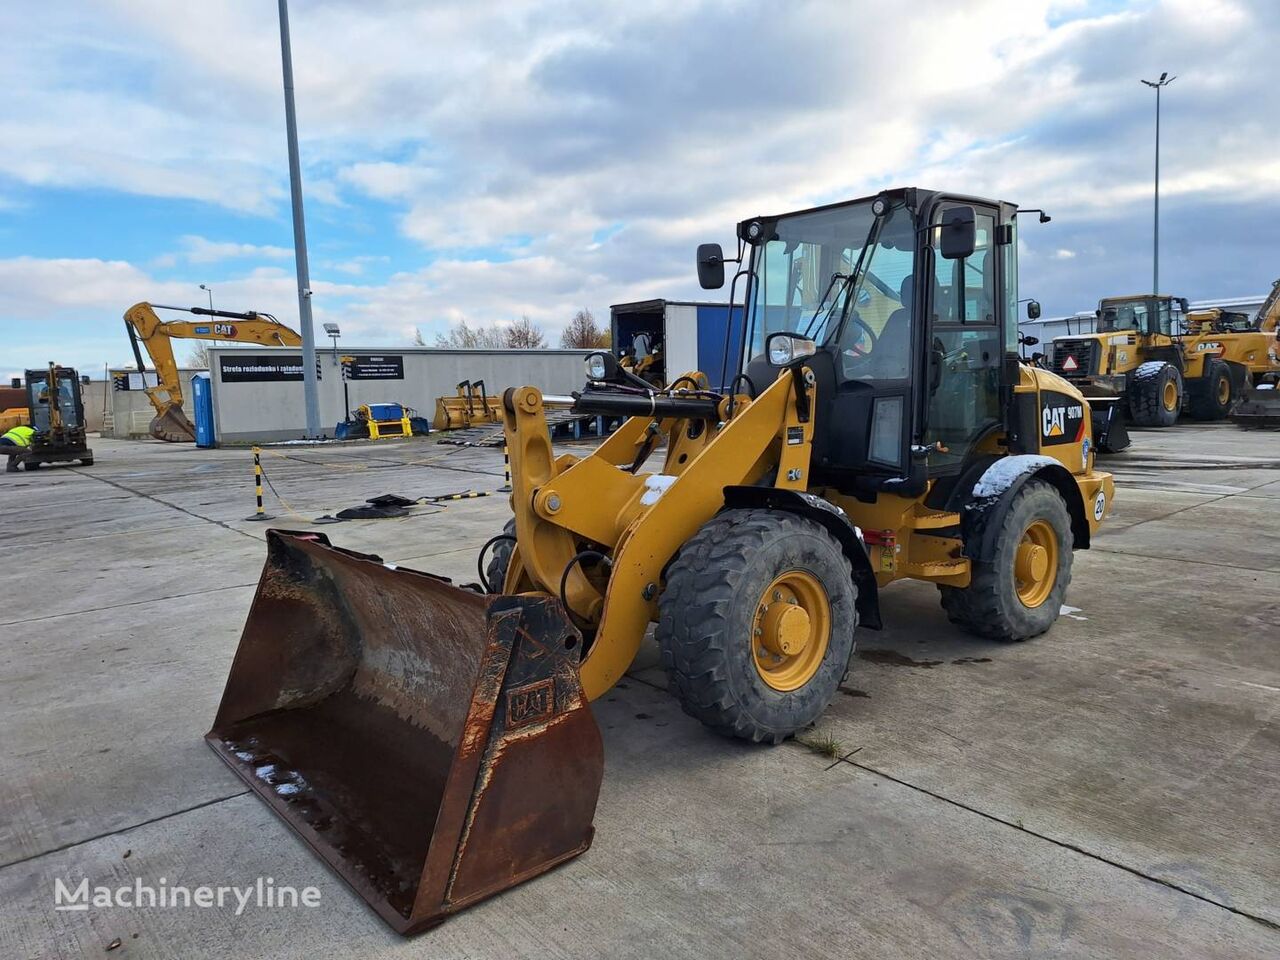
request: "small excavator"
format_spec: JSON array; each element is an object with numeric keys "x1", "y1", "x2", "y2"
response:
[
  {"x1": 123, "y1": 302, "x2": 302, "y2": 442},
  {"x1": 210, "y1": 187, "x2": 1115, "y2": 934}
]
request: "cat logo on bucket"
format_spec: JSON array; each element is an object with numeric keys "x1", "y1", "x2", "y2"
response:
[{"x1": 1039, "y1": 390, "x2": 1086, "y2": 446}]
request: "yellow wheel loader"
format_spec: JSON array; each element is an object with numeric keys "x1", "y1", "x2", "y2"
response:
[
  {"x1": 1050, "y1": 284, "x2": 1280, "y2": 432},
  {"x1": 209, "y1": 187, "x2": 1114, "y2": 934},
  {"x1": 123, "y1": 301, "x2": 302, "y2": 442}
]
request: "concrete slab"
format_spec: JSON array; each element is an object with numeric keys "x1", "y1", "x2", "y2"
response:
[
  {"x1": 1, "y1": 684, "x2": 1274, "y2": 960},
  {"x1": 2, "y1": 428, "x2": 1278, "y2": 957}
]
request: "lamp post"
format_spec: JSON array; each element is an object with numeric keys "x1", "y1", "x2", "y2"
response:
[
  {"x1": 277, "y1": 0, "x2": 323, "y2": 438},
  {"x1": 198, "y1": 283, "x2": 214, "y2": 313},
  {"x1": 1140, "y1": 72, "x2": 1175, "y2": 295}
]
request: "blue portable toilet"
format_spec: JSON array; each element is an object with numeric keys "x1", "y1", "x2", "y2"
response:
[{"x1": 192, "y1": 374, "x2": 216, "y2": 448}]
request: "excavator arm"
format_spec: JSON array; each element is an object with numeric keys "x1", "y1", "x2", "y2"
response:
[{"x1": 123, "y1": 302, "x2": 302, "y2": 441}]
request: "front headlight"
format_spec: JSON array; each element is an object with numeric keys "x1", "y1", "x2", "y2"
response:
[
  {"x1": 585, "y1": 353, "x2": 608, "y2": 380},
  {"x1": 768, "y1": 338, "x2": 796, "y2": 366},
  {"x1": 765, "y1": 332, "x2": 818, "y2": 367}
]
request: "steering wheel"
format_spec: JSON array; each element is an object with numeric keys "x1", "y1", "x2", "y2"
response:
[{"x1": 842, "y1": 311, "x2": 879, "y2": 359}]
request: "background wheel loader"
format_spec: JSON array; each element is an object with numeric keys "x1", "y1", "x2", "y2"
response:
[
  {"x1": 1049, "y1": 283, "x2": 1280, "y2": 432},
  {"x1": 123, "y1": 301, "x2": 302, "y2": 442},
  {"x1": 210, "y1": 187, "x2": 1114, "y2": 934}
]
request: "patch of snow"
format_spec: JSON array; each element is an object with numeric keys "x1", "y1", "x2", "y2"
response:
[
  {"x1": 640, "y1": 474, "x2": 677, "y2": 506},
  {"x1": 1059, "y1": 603, "x2": 1088, "y2": 621},
  {"x1": 971, "y1": 455, "x2": 1057, "y2": 498}
]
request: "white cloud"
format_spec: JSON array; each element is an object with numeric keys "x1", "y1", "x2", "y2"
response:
[{"x1": 2, "y1": 0, "x2": 1279, "y2": 356}]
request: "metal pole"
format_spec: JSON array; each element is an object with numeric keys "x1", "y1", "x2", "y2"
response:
[
  {"x1": 277, "y1": 0, "x2": 322, "y2": 438},
  {"x1": 1153, "y1": 84, "x2": 1160, "y2": 295}
]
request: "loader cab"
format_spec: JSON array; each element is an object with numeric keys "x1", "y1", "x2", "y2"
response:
[
  {"x1": 726, "y1": 188, "x2": 1020, "y2": 495},
  {"x1": 1096, "y1": 295, "x2": 1187, "y2": 338}
]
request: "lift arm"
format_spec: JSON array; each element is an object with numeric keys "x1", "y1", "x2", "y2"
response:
[{"x1": 122, "y1": 302, "x2": 302, "y2": 441}]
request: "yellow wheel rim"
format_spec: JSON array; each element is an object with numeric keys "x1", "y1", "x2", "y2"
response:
[
  {"x1": 1015, "y1": 520, "x2": 1058, "y2": 608},
  {"x1": 751, "y1": 571, "x2": 831, "y2": 692},
  {"x1": 1217, "y1": 377, "x2": 1231, "y2": 404},
  {"x1": 1162, "y1": 379, "x2": 1178, "y2": 411}
]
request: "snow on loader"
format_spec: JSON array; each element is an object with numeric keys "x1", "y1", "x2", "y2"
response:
[{"x1": 210, "y1": 187, "x2": 1114, "y2": 934}]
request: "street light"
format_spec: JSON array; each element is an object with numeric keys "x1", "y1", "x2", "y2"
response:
[
  {"x1": 198, "y1": 283, "x2": 214, "y2": 313},
  {"x1": 323, "y1": 322, "x2": 341, "y2": 364},
  {"x1": 1141, "y1": 72, "x2": 1175, "y2": 295}
]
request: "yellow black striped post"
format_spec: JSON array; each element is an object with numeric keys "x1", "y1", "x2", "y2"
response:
[
  {"x1": 427, "y1": 490, "x2": 492, "y2": 503},
  {"x1": 499, "y1": 443, "x2": 512, "y2": 492},
  {"x1": 244, "y1": 445, "x2": 275, "y2": 521}
]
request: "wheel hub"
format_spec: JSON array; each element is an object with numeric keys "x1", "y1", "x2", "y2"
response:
[
  {"x1": 760, "y1": 603, "x2": 812, "y2": 657},
  {"x1": 1163, "y1": 380, "x2": 1178, "y2": 411},
  {"x1": 1014, "y1": 519, "x2": 1058, "y2": 609},
  {"x1": 1015, "y1": 542, "x2": 1049, "y2": 585},
  {"x1": 751, "y1": 571, "x2": 831, "y2": 692}
]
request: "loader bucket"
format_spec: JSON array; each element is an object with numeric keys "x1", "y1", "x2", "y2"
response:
[
  {"x1": 149, "y1": 404, "x2": 197, "y2": 443},
  {"x1": 1231, "y1": 384, "x2": 1280, "y2": 429},
  {"x1": 207, "y1": 530, "x2": 604, "y2": 934}
]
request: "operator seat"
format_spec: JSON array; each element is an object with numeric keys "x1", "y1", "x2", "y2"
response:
[{"x1": 864, "y1": 274, "x2": 913, "y2": 380}]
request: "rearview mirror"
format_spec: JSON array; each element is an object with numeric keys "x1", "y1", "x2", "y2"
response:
[
  {"x1": 939, "y1": 206, "x2": 976, "y2": 260},
  {"x1": 1026, "y1": 299, "x2": 1041, "y2": 320},
  {"x1": 696, "y1": 243, "x2": 725, "y2": 290}
]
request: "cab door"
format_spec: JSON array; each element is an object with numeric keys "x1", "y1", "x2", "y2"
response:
[{"x1": 923, "y1": 204, "x2": 1005, "y2": 473}]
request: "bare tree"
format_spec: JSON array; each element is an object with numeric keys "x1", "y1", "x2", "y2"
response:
[
  {"x1": 186, "y1": 343, "x2": 210, "y2": 368},
  {"x1": 504, "y1": 315, "x2": 546, "y2": 349},
  {"x1": 559, "y1": 308, "x2": 609, "y2": 349},
  {"x1": 434, "y1": 320, "x2": 507, "y2": 349},
  {"x1": 412, "y1": 326, "x2": 426, "y2": 346}
]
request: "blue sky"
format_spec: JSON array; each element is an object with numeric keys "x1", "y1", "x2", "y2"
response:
[{"x1": 2, "y1": 0, "x2": 1278, "y2": 379}]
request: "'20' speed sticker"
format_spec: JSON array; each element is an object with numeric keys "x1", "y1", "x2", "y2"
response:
[{"x1": 1093, "y1": 490, "x2": 1107, "y2": 521}]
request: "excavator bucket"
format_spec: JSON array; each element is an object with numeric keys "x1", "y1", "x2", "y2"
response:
[
  {"x1": 149, "y1": 404, "x2": 197, "y2": 443},
  {"x1": 207, "y1": 530, "x2": 603, "y2": 934}
]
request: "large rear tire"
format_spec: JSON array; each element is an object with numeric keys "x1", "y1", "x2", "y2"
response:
[
  {"x1": 1128, "y1": 361, "x2": 1182, "y2": 426},
  {"x1": 940, "y1": 480, "x2": 1073, "y2": 641},
  {"x1": 1186, "y1": 360, "x2": 1233, "y2": 420},
  {"x1": 656, "y1": 509, "x2": 858, "y2": 744}
]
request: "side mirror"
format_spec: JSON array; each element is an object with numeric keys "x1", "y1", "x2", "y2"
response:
[
  {"x1": 1021, "y1": 335, "x2": 1040, "y2": 346},
  {"x1": 1026, "y1": 300, "x2": 1041, "y2": 320},
  {"x1": 939, "y1": 206, "x2": 976, "y2": 260},
  {"x1": 765, "y1": 332, "x2": 817, "y2": 368},
  {"x1": 696, "y1": 243, "x2": 725, "y2": 290}
]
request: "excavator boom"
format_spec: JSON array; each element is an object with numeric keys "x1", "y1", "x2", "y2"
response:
[{"x1": 123, "y1": 302, "x2": 303, "y2": 442}]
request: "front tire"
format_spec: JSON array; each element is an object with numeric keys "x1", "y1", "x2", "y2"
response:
[
  {"x1": 940, "y1": 480, "x2": 1073, "y2": 641},
  {"x1": 657, "y1": 509, "x2": 858, "y2": 744},
  {"x1": 1129, "y1": 361, "x2": 1182, "y2": 426}
]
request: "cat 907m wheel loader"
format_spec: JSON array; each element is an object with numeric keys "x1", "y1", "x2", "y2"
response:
[{"x1": 209, "y1": 187, "x2": 1114, "y2": 934}]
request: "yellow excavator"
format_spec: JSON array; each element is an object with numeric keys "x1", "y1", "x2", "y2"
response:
[
  {"x1": 209, "y1": 187, "x2": 1114, "y2": 934},
  {"x1": 123, "y1": 302, "x2": 302, "y2": 441}
]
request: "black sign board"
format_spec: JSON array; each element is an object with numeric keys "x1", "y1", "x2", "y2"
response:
[
  {"x1": 220, "y1": 355, "x2": 320, "y2": 383},
  {"x1": 342, "y1": 355, "x2": 404, "y2": 380}
]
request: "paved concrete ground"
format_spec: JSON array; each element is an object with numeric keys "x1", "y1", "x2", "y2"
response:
[{"x1": 1, "y1": 424, "x2": 1277, "y2": 959}]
